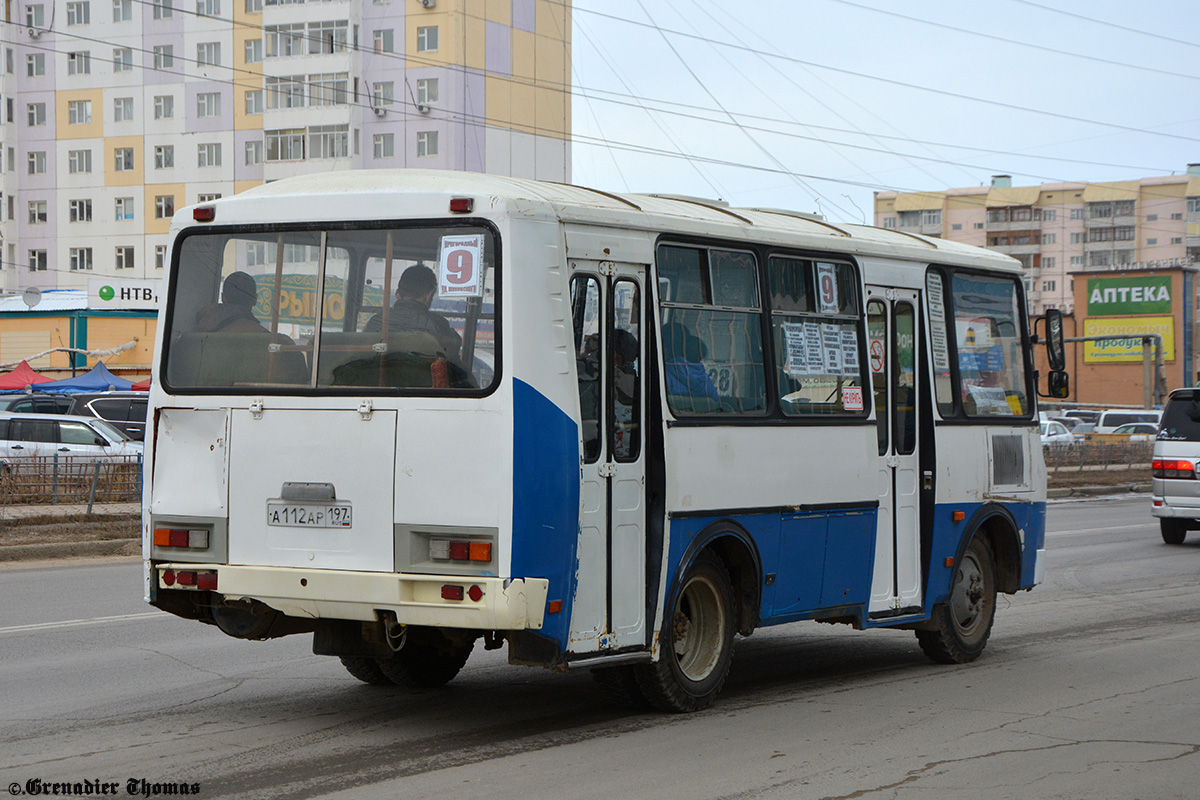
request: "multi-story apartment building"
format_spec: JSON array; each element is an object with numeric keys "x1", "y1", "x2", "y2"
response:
[
  {"x1": 874, "y1": 165, "x2": 1200, "y2": 316},
  {"x1": 0, "y1": 0, "x2": 571, "y2": 294}
]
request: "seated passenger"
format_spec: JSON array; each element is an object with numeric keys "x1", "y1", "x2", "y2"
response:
[
  {"x1": 662, "y1": 322, "x2": 720, "y2": 412},
  {"x1": 364, "y1": 265, "x2": 462, "y2": 362},
  {"x1": 196, "y1": 271, "x2": 270, "y2": 334}
]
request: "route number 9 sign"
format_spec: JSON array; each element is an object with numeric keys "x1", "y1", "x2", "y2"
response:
[
  {"x1": 438, "y1": 235, "x2": 484, "y2": 298},
  {"x1": 816, "y1": 262, "x2": 839, "y2": 315}
]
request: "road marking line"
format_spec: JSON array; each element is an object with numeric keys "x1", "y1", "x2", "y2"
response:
[{"x1": 0, "y1": 611, "x2": 166, "y2": 635}]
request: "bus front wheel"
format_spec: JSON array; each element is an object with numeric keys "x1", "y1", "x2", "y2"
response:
[
  {"x1": 635, "y1": 553, "x2": 735, "y2": 712},
  {"x1": 917, "y1": 535, "x2": 997, "y2": 664}
]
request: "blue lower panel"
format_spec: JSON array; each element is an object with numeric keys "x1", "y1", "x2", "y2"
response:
[{"x1": 510, "y1": 379, "x2": 579, "y2": 652}]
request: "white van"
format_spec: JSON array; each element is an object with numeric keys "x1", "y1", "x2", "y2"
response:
[
  {"x1": 1094, "y1": 408, "x2": 1162, "y2": 434},
  {"x1": 1151, "y1": 389, "x2": 1200, "y2": 543}
]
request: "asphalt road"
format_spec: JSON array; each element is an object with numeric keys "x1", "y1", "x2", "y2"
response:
[{"x1": 1, "y1": 497, "x2": 1197, "y2": 800}]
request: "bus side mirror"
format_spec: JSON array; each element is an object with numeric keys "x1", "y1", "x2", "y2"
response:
[
  {"x1": 1048, "y1": 370, "x2": 1069, "y2": 399},
  {"x1": 1044, "y1": 308, "x2": 1066, "y2": 372}
]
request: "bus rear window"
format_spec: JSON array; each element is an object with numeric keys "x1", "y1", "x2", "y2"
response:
[{"x1": 163, "y1": 225, "x2": 497, "y2": 393}]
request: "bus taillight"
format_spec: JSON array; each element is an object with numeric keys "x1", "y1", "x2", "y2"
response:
[
  {"x1": 430, "y1": 539, "x2": 492, "y2": 563},
  {"x1": 1152, "y1": 459, "x2": 1195, "y2": 479},
  {"x1": 154, "y1": 528, "x2": 210, "y2": 549}
]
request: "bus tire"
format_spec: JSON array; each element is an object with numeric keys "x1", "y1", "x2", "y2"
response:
[
  {"x1": 917, "y1": 535, "x2": 997, "y2": 665},
  {"x1": 634, "y1": 553, "x2": 735, "y2": 713},
  {"x1": 591, "y1": 665, "x2": 650, "y2": 709},
  {"x1": 1160, "y1": 520, "x2": 1187, "y2": 545},
  {"x1": 376, "y1": 638, "x2": 474, "y2": 689},
  {"x1": 339, "y1": 655, "x2": 391, "y2": 686}
]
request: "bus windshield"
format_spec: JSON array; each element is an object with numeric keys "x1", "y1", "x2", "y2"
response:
[{"x1": 163, "y1": 225, "x2": 497, "y2": 393}]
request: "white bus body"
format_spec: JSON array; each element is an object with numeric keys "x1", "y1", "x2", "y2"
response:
[{"x1": 144, "y1": 170, "x2": 1049, "y2": 711}]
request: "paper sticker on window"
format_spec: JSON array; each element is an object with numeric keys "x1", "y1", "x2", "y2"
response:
[
  {"x1": 816, "y1": 262, "x2": 839, "y2": 314},
  {"x1": 842, "y1": 385, "x2": 864, "y2": 411},
  {"x1": 438, "y1": 234, "x2": 483, "y2": 297}
]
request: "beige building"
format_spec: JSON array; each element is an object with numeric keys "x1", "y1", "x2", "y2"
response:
[{"x1": 874, "y1": 165, "x2": 1200, "y2": 317}]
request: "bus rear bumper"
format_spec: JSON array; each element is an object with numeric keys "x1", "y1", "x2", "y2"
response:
[{"x1": 154, "y1": 563, "x2": 549, "y2": 631}]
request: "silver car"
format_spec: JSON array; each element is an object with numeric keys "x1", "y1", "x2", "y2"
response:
[
  {"x1": 0, "y1": 410, "x2": 143, "y2": 470},
  {"x1": 1151, "y1": 389, "x2": 1200, "y2": 544}
]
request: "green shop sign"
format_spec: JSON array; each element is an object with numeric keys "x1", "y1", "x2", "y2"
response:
[{"x1": 1086, "y1": 276, "x2": 1172, "y2": 316}]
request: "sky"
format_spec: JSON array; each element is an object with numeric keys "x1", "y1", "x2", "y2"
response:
[{"x1": 567, "y1": 0, "x2": 1200, "y2": 225}]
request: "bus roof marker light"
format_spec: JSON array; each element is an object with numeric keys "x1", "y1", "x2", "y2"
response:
[
  {"x1": 193, "y1": 206, "x2": 215, "y2": 222},
  {"x1": 449, "y1": 197, "x2": 473, "y2": 213}
]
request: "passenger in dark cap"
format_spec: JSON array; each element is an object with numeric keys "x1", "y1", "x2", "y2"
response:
[
  {"x1": 364, "y1": 264, "x2": 462, "y2": 361},
  {"x1": 196, "y1": 271, "x2": 270, "y2": 333}
]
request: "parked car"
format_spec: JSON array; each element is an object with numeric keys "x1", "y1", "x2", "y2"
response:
[
  {"x1": 1062, "y1": 409, "x2": 1101, "y2": 425},
  {"x1": 0, "y1": 391, "x2": 147, "y2": 440},
  {"x1": 1109, "y1": 422, "x2": 1159, "y2": 441},
  {"x1": 1049, "y1": 416, "x2": 1082, "y2": 430},
  {"x1": 1094, "y1": 408, "x2": 1162, "y2": 434},
  {"x1": 0, "y1": 411, "x2": 143, "y2": 472},
  {"x1": 1040, "y1": 420, "x2": 1076, "y2": 445},
  {"x1": 1151, "y1": 389, "x2": 1200, "y2": 543}
]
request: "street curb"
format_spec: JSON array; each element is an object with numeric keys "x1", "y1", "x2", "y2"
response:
[
  {"x1": 1047, "y1": 484, "x2": 1150, "y2": 499},
  {"x1": 0, "y1": 537, "x2": 139, "y2": 562}
]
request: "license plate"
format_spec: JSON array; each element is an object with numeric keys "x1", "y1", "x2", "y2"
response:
[{"x1": 267, "y1": 502, "x2": 353, "y2": 528}]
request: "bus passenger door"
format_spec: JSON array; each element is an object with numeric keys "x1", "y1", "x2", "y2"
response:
[
  {"x1": 568, "y1": 264, "x2": 647, "y2": 654},
  {"x1": 866, "y1": 287, "x2": 923, "y2": 616}
]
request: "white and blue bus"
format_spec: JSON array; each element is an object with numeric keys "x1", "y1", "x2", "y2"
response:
[{"x1": 144, "y1": 170, "x2": 1066, "y2": 712}]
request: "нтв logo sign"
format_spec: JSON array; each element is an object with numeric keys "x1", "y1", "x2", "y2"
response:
[{"x1": 98, "y1": 285, "x2": 115, "y2": 302}]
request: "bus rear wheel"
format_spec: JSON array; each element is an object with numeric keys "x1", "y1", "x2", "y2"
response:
[
  {"x1": 917, "y1": 535, "x2": 997, "y2": 665},
  {"x1": 376, "y1": 630, "x2": 474, "y2": 689},
  {"x1": 634, "y1": 553, "x2": 734, "y2": 713},
  {"x1": 1160, "y1": 520, "x2": 1187, "y2": 545},
  {"x1": 339, "y1": 655, "x2": 391, "y2": 686}
]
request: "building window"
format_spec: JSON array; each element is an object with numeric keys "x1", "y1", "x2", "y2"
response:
[
  {"x1": 154, "y1": 145, "x2": 174, "y2": 169},
  {"x1": 153, "y1": 0, "x2": 172, "y2": 18},
  {"x1": 197, "y1": 193, "x2": 221, "y2": 203},
  {"x1": 1070, "y1": 255, "x2": 1084, "y2": 268},
  {"x1": 309, "y1": 124, "x2": 348, "y2": 159},
  {"x1": 1070, "y1": 208, "x2": 1084, "y2": 220},
  {"x1": 115, "y1": 146, "x2": 136, "y2": 173},
  {"x1": 373, "y1": 133, "x2": 394, "y2": 159},
  {"x1": 26, "y1": 54, "x2": 45, "y2": 76},
  {"x1": 68, "y1": 149, "x2": 92, "y2": 174},
  {"x1": 417, "y1": 131, "x2": 438, "y2": 157},
  {"x1": 265, "y1": 128, "x2": 305, "y2": 161},
  {"x1": 196, "y1": 92, "x2": 221, "y2": 117},
  {"x1": 1146, "y1": 213, "x2": 1158, "y2": 222},
  {"x1": 67, "y1": 51, "x2": 92, "y2": 75},
  {"x1": 115, "y1": 196, "x2": 134, "y2": 220},
  {"x1": 245, "y1": 0, "x2": 261, "y2": 11},
  {"x1": 69, "y1": 199, "x2": 93, "y2": 222},
  {"x1": 417, "y1": 77, "x2": 438, "y2": 105},
  {"x1": 27, "y1": 201, "x2": 47, "y2": 224},
  {"x1": 197, "y1": 142, "x2": 221, "y2": 167},
  {"x1": 245, "y1": 140, "x2": 264, "y2": 165},
  {"x1": 417, "y1": 25, "x2": 438, "y2": 51},
  {"x1": 973, "y1": 222, "x2": 984, "y2": 229},
  {"x1": 155, "y1": 245, "x2": 167, "y2": 269},
  {"x1": 66, "y1": 1, "x2": 90, "y2": 25},
  {"x1": 196, "y1": 0, "x2": 219, "y2": 15},
  {"x1": 26, "y1": 4, "x2": 45, "y2": 27},
  {"x1": 898, "y1": 210, "x2": 920, "y2": 227},
  {"x1": 245, "y1": 39, "x2": 262, "y2": 63},
  {"x1": 245, "y1": 89, "x2": 263, "y2": 114},
  {"x1": 113, "y1": 0, "x2": 132, "y2": 19},
  {"x1": 882, "y1": 216, "x2": 896, "y2": 229},
  {"x1": 154, "y1": 95, "x2": 174, "y2": 119},
  {"x1": 1043, "y1": 256, "x2": 1055, "y2": 269},
  {"x1": 1171, "y1": 212, "x2": 1183, "y2": 220},
  {"x1": 265, "y1": 23, "x2": 307, "y2": 57},
  {"x1": 27, "y1": 151, "x2": 46, "y2": 174},
  {"x1": 373, "y1": 29, "x2": 393, "y2": 53},
  {"x1": 1039, "y1": 209, "x2": 1057, "y2": 221},
  {"x1": 308, "y1": 72, "x2": 349, "y2": 106},
  {"x1": 1041, "y1": 233, "x2": 1055, "y2": 245},
  {"x1": 1042, "y1": 280, "x2": 1056, "y2": 292},
  {"x1": 29, "y1": 250, "x2": 48, "y2": 272},
  {"x1": 265, "y1": 75, "x2": 305, "y2": 108},
  {"x1": 372, "y1": 81, "x2": 393, "y2": 108},
  {"x1": 308, "y1": 20, "x2": 348, "y2": 54},
  {"x1": 154, "y1": 45, "x2": 174, "y2": 70},
  {"x1": 1147, "y1": 238, "x2": 1158, "y2": 246},
  {"x1": 69, "y1": 247, "x2": 94, "y2": 271},
  {"x1": 155, "y1": 195, "x2": 175, "y2": 219},
  {"x1": 197, "y1": 42, "x2": 220, "y2": 67},
  {"x1": 115, "y1": 246, "x2": 134, "y2": 269},
  {"x1": 113, "y1": 47, "x2": 133, "y2": 72},
  {"x1": 114, "y1": 96, "x2": 134, "y2": 121},
  {"x1": 26, "y1": 103, "x2": 45, "y2": 126},
  {"x1": 1070, "y1": 232, "x2": 1086, "y2": 244},
  {"x1": 922, "y1": 210, "x2": 941, "y2": 226},
  {"x1": 950, "y1": 222, "x2": 963, "y2": 231}
]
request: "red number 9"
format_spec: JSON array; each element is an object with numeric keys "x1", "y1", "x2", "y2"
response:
[
  {"x1": 821, "y1": 273, "x2": 835, "y2": 305},
  {"x1": 445, "y1": 250, "x2": 474, "y2": 285}
]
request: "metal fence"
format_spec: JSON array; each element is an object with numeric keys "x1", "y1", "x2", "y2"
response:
[
  {"x1": 0, "y1": 455, "x2": 142, "y2": 506},
  {"x1": 1043, "y1": 441, "x2": 1154, "y2": 472}
]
